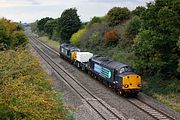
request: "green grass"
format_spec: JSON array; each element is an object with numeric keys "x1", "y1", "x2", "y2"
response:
[
  {"x1": 40, "y1": 36, "x2": 59, "y2": 49},
  {"x1": 143, "y1": 76, "x2": 180, "y2": 112}
]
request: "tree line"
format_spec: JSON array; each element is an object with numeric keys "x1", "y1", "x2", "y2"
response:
[
  {"x1": 32, "y1": 0, "x2": 180, "y2": 79},
  {"x1": 32, "y1": 8, "x2": 81, "y2": 42}
]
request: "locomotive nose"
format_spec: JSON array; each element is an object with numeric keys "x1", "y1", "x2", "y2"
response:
[{"x1": 122, "y1": 75, "x2": 142, "y2": 89}]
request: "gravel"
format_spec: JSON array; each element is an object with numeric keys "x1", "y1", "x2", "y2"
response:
[{"x1": 29, "y1": 45, "x2": 101, "y2": 120}]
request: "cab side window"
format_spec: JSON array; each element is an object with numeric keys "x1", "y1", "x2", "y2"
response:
[{"x1": 119, "y1": 68, "x2": 125, "y2": 74}]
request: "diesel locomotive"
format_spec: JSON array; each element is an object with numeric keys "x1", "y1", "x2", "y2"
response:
[{"x1": 59, "y1": 43, "x2": 142, "y2": 96}]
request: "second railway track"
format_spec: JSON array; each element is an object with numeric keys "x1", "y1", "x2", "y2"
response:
[{"x1": 27, "y1": 32, "x2": 177, "y2": 120}]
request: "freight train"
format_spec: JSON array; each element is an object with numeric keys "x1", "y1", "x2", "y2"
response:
[{"x1": 59, "y1": 43, "x2": 142, "y2": 96}]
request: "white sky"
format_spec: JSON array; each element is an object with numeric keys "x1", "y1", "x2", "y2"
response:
[{"x1": 0, "y1": 0, "x2": 153, "y2": 23}]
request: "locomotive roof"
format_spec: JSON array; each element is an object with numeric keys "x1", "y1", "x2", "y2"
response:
[
  {"x1": 61, "y1": 43, "x2": 80, "y2": 51},
  {"x1": 91, "y1": 55, "x2": 128, "y2": 71},
  {"x1": 61, "y1": 43, "x2": 70, "y2": 47}
]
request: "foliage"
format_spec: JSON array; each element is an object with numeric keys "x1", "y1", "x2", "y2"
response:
[
  {"x1": 70, "y1": 28, "x2": 86, "y2": 45},
  {"x1": 0, "y1": 50, "x2": 73, "y2": 120},
  {"x1": 44, "y1": 19, "x2": 58, "y2": 39},
  {"x1": 87, "y1": 16, "x2": 102, "y2": 28},
  {"x1": 143, "y1": 76, "x2": 180, "y2": 112},
  {"x1": 59, "y1": 8, "x2": 81, "y2": 43},
  {"x1": 35, "y1": 3, "x2": 180, "y2": 111},
  {"x1": 37, "y1": 17, "x2": 53, "y2": 32},
  {"x1": 132, "y1": 6, "x2": 146, "y2": 17},
  {"x1": 0, "y1": 18, "x2": 28, "y2": 50},
  {"x1": 107, "y1": 7, "x2": 131, "y2": 26},
  {"x1": 134, "y1": 0, "x2": 180, "y2": 77},
  {"x1": 78, "y1": 22, "x2": 109, "y2": 50},
  {"x1": 30, "y1": 20, "x2": 38, "y2": 33},
  {"x1": 12, "y1": 31, "x2": 28, "y2": 48},
  {"x1": 104, "y1": 29, "x2": 119, "y2": 45},
  {"x1": 125, "y1": 16, "x2": 141, "y2": 38}
]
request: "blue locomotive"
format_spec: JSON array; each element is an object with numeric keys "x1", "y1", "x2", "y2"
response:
[{"x1": 60, "y1": 44, "x2": 142, "y2": 96}]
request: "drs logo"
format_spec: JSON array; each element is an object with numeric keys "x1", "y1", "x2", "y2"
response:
[{"x1": 94, "y1": 64, "x2": 111, "y2": 79}]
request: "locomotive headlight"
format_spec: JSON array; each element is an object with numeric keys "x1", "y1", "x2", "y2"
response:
[
  {"x1": 138, "y1": 84, "x2": 142, "y2": 87},
  {"x1": 124, "y1": 84, "x2": 129, "y2": 88}
]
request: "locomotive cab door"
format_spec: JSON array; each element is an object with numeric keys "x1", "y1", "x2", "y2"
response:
[{"x1": 114, "y1": 70, "x2": 122, "y2": 90}]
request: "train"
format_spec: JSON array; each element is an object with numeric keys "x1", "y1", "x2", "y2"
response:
[{"x1": 59, "y1": 43, "x2": 142, "y2": 96}]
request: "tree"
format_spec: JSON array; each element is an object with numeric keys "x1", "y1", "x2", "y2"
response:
[
  {"x1": 44, "y1": 19, "x2": 58, "y2": 39},
  {"x1": 59, "y1": 8, "x2": 81, "y2": 43},
  {"x1": 132, "y1": 6, "x2": 146, "y2": 17},
  {"x1": 37, "y1": 17, "x2": 53, "y2": 32},
  {"x1": 134, "y1": 0, "x2": 180, "y2": 77},
  {"x1": 125, "y1": 16, "x2": 141, "y2": 38},
  {"x1": 87, "y1": 16, "x2": 102, "y2": 28},
  {"x1": 107, "y1": 7, "x2": 131, "y2": 26}
]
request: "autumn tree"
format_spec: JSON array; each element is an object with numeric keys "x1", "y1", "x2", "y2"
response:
[
  {"x1": 104, "y1": 29, "x2": 119, "y2": 45},
  {"x1": 0, "y1": 18, "x2": 28, "y2": 50}
]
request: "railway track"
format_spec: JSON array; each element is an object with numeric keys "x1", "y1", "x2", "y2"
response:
[
  {"x1": 127, "y1": 98, "x2": 176, "y2": 120},
  {"x1": 27, "y1": 32, "x2": 177, "y2": 120},
  {"x1": 28, "y1": 34, "x2": 126, "y2": 120}
]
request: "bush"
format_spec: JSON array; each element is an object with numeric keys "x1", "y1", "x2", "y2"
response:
[
  {"x1": 70, "y1": 28, "x2": 86, "y2": 45},
  {"x1": 12, "y1": 31, "x2": 28, "y2": 49},
  {"x1": 87, "y1": 16, "x2": 102, "y2": 28},
  {"x1": 0, "y1": 18, "x2": 28, "y2": 50},
  {"x1": 78, "y1": 22, "x2": 109, "y2": 49},
  {"x1": 0, "y1": 50, "x2": 72, "y2": 119},
  {"x1": 104, "y1": 29, "x2": 119, "y2": 45}
]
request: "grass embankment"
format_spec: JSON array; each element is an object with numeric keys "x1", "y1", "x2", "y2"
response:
[
  {"x1": 0, "y1": 49, "x2": 74, "y2": 120},
  {"x1": 143, "y1": 77, "x2": 180, "y2": 112},
  {"x1": 40, "y1": 36, "x2": 59, "y2": 49}
]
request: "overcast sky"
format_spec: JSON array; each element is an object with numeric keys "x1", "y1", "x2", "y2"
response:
[{"x1": 0, "y1": 0, "x2": 153, "y2": 23}]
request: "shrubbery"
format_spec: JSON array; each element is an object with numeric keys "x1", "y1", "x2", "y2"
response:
[
  {"x1": 125, "y1": 16, "x2": 141, "y2": 38},
  {"x1": 0, "y1": 50, "x2": 72, "y2": 120},
  {"x1": 70, "y1": 28, "x2": 86, "y2": 45},
  {"x1": 104, "y1": 29, "x2": 119, "y2": 45},
  {"x1": 0, "y1": 18, "x2": 28, "y2": 50}
]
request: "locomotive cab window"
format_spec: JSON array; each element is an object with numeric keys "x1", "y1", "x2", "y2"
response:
[{"x1": 119, "y1": 66, "x2": 132, "y2": 74}]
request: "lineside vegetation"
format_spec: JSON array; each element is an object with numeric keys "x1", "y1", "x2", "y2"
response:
[{"x1": 0, "y1": 18, "x2": 74, "y2": 119}]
